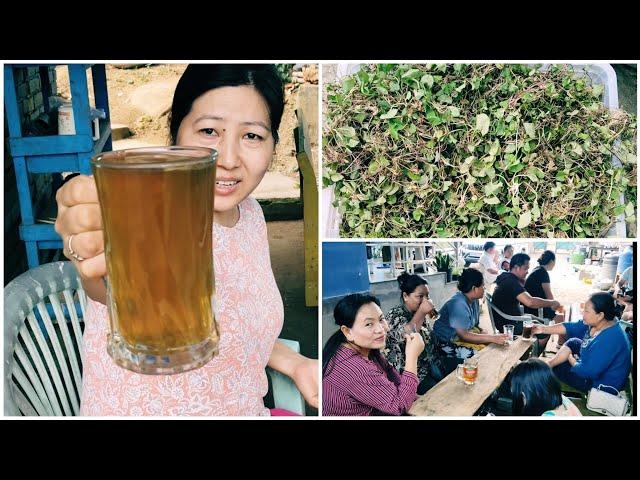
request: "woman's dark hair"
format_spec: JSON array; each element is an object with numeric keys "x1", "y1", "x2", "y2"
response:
[
  {"x1": 589, "y1": 292, "x2": 617, "y2": 321},
  {"x1": 511, "y1": 359, "x2": 562, "y2": 416},
  {"x1": 537, "y1": 250, "x2": 556, "y2": 266},
  {"x1": 168, "y1": 64, "x2": 284, "y2": 145},
  {"x1": 457, "y1": 268, "x2": 484, "y2": 293},
  {"x1": 503, "y1": 244, "x2": 513, "y2": 254},
  {"x1": 322, "y1": 293, "x2": 392, "y2": 378},
  {"x1": 397, "y1": 272, "x2": 428, "y2": 302}
]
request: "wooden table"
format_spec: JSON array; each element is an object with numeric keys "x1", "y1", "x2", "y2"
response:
[{"x1": 409, "y1": 337, "x2": 535, "y2": 416}]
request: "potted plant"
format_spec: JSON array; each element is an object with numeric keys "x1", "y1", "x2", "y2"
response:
[
  {"x1": 435, "y1": 252, "x2": 453, "y2": 283},
  {"x1": 451, "y1": 266, "x2": 463, "y2": 282}
]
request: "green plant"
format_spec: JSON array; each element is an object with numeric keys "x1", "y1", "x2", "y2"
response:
[
  {"x1": 324, "y1": 64, "x2": 637, "y2": 238},
  {"x1": 434, "y1": 252, "x2": 452, "y2": 271},
  {"x1": 276, "y1": 64, "x2": 294, "y2": 84}
]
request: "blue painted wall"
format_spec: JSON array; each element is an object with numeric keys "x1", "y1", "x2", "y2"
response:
[{"x1": 322, "y1": 242, "x2": 369, "y2": 299}]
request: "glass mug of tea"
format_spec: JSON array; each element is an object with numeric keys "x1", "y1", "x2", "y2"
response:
[
  {"x1": 91, "y1": 146, "x2": 219, "y2": 375},
  {"x1": 522, "y1": 319, "x2": 534, "y2": 340},
  {"x1": 456, "y1": 357, "x2": 479, "y2": 386}
]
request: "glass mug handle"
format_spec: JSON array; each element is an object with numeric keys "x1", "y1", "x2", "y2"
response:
[{"x1": 456, "y1": 364, "x2": 464, "y2": 382}]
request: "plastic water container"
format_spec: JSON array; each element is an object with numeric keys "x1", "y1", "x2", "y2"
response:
[
  {"x1": 323, "y1": 63, "x2": 626, "y2": 238},
  {"x1": 602, "y1": 253, "x2": 620, "y2": 283},
  {"x1": 57, "y1": 103, "x2": 75, "y2": 135}
]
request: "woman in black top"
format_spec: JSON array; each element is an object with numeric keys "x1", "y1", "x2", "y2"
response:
[{"x1": 524, "y1": 250, "x2": 562, "y2": 321}]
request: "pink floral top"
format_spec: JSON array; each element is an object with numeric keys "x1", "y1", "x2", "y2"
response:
[{"x1": 80, "y1": 197, "x2": 284, "y2": 416}]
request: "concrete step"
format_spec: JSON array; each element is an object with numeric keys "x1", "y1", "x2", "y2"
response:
[
  {"x1": 111, "y1": 123, "x2": 131, "y2": 141},
  {"x1": 255, "y1": 172, "x2": 301, "y2": 221},
  {"x1": 253, "y1": 172, "x2": 299, "y2": 200}
]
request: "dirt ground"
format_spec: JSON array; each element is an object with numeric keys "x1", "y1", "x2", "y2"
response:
[{"x1": 55, "y1": 64, "x2": 300, "y2": 178}]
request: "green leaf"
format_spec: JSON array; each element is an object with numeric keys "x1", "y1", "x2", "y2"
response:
[
  {"x1": 505, "y1": 216, "x2": 518, "y2": 228},
  {"x1": 529, "y1": 166, "x2": 545, "y2": 179},
  {"x1": 558, "y1": 222, "x2": 571, "y2": 232},
  {"x1": 484, "y1": 181, "x2": 502, "y2": 196},
  {"x1": 368, "y1": 156, "x2": 389, "y2": 174},
  {"x1": 402, "y1": 68, "x2": 421, "y2": 79},
  {"x1": 380, "y1": 108, "x2": 399, "y2": 120},
  {"x1": 330, "y1": 173, "x2": 344, "y2": 182},
  {"x1": 625, "y1": 202, "x2": 635, "y2": 217},
  {"x1": 421, "y1": 74, "x2": 434, "y2": 88},
  {"x1": 448, "y1": 106, "x2": 460, "y2": 117},
  {"x1": 342, "y1": 77, "x2": 356, "y2": 93},
  {"x1": 504, "y1": 143, "x2": 517, "y2": 154},
  {"x1": 425, "y1": 108, "x2": 442, "y2": 126},
  {"x1": 495, "y1": 204, "x2": 509, "y2": 215},
  {"x1": 337, "y1": 126, "x2": 356, "y2": 138},
  {"x1": 524, "y1": 122, "x2": 536, "y2": 138},
  {"x1": 532, "y1": 202, "x2": 541, "y2": 220},
  {"x1": 508, "y1": 163, "x2": 525, "y2": 173},
  {"x1": 484, "y1": 196, "x2": 500, "y2": 205},
  {"x1": 475, "y1": 113, "x2": 491, "y2": 136},
  {"x1": 613, "y1": 205, "x2": 626, "y2": 215},
  {"x1": 413, "y1": 209, "x2": 424, "y2": 221},
  {"x1": 406, "y1": 170, "x2": 422, "y2": 181},
  {"x1": 517, "y1": 211, "x2": 532, "y2": 229}
]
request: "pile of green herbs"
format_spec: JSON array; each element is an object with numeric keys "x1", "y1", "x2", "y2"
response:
[{"x1": 324, "y1": 64, "x2": 637, "y2": 238}]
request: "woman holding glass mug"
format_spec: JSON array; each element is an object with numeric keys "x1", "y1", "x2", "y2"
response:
[
  {"x1": 322, "y1": 293, "x2": 424, "y2": 416},
  {"x1": 54, "y1": 64, "x2": 318, "y2": 416},
  {"x1": 383, "y1": 272, "x2": 440, "y2": 394}
]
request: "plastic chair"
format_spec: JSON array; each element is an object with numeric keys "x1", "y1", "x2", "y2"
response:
[
  {"x1": 4, "y1": 261, "x2": 305, "y2": 416},
  {"x1": 485, "y1": 292, "x2": 546, "y2": 356}
]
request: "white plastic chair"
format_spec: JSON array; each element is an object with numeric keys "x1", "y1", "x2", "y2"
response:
[
  {"x1": 485, "y1": 292, "x2": 547, "y2": 332},
  {"x1": 4, "y1": 261, "x2": 305, "y2": 416}
]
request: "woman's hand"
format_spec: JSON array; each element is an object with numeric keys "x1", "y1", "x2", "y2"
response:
[
  {"x1": 291, "y1": 357, "x2": 319, "y2": 408},
  {"x1": 404, "y1": 332, "x2": 425, "y2": 359},
  {"x1": 268, "y1": 341, "x2": 318, "y2": 409},
  {"x1": 417, "y1": 297, "x2": 435, "y2": 317},
  {"x1": 54, "y1": 175, "x2": 106, "y2": 279},
  {"x1": 532, "y1": 324, "x2": 545, "y2": 336}
]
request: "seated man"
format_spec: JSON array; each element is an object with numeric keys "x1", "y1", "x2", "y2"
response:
[{"x1": 491, "y1": 253, "x2": 560, "y2": 343}]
